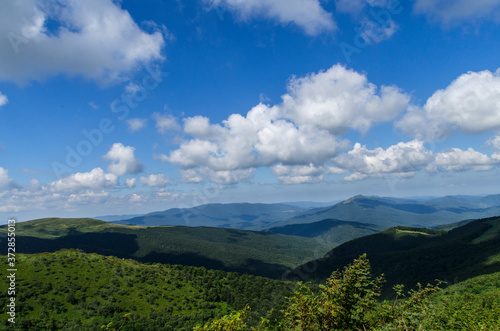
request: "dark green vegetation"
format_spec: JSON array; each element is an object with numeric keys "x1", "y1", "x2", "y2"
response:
[
  {"x1": 116, "y1": 203, "x2": 305, "y2": 230},
  {"x1": 290, "y1": 216, "x2": 500, "y2": 295},
  {"x1": 0, "y1": 250, "x2": 294, "y2": 330},
  {"x1": 423, "y1": 271, "x2": 500, "y2": 330},
  {"x1": 195, "y1": 255, "x2": 500, "y2": 330},
  {"x1": 267, "y1": 218, "x2": 382, "y2": 245},
  {"x1": 274, "y1": 194, "x2": 500, "y2": 228},
  {"x1": 0, "y1": 218, "x2": 331, "y2": 278}
]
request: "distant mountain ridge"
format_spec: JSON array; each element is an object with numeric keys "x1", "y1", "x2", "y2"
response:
[
  {"x1": 96, "y1": 195, "x2": 500, "y2": 233},
  {"x1": 116, "y1": 203, "x2": 305, "y2": 230},
  {"x1": 271, "y1": 194, "x2": 500, "y2": 229}
]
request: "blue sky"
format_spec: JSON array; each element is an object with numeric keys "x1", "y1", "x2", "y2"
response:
[{"x1": 1, "y1": 0, "x2": 500, "y2": 221}]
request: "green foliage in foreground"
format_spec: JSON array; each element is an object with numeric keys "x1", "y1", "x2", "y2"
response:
[
  {"x1": 0, "y1": 250, "x2": 294, "y2": 330},
  {"x1": 2, "y1": 250, "x2": 499, "y2": 330},
  {"x1": 198, "y1": 255, "x2": 500, "y2": 330}
]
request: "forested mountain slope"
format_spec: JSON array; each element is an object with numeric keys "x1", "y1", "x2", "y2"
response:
[{"x1": 0, "y1": 218, "x2": 331, "y2": 278}]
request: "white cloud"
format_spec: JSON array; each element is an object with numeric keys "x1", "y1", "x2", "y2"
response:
[
  {"x1": 205, "y1": 0, "x2": 336, "y2": 35},
  {"x1": 66, "y1": 190, "x2": 111, "y2": 206},
  {"x1": 487, "y1": 134, "x2": 500, "y2": 150},
  {"x1": 153, "y1": 113, "x2": 181, "y2": 134},
  {"x1": 140, "y1": 173, "x2": 169, "y2": 187},
  {"x1": 161, "y1": 65, "x2": 413, "y2": 184},
  {"x1": 271, "y1": 164, "x2": 324, "y2": 184},
  {"x1": 125, "y1": 178, "x2": 137, "y2": 188},
  {"x1": 334, "y1": 140, "x2": 433, "y2": 181},
  {"x1": 282, "y1": 65, "x2": 410, "y2": 134},
  {"x1": 50, "y1": 168, "x2": 118, "y2": 191},
  {"x1": 254, "y1": 118, "x2": 344, "y2": 165},
  {"x1": 0, "y1": 167, "x2": 15, "y2": 189},
  {"x1": 127, "y1": 118, "x2": 147, "y2": 132},
  {"x1": 429, "y1": 148, "x2": 497, "y2": 172},
  {"x1": 184, "y1": 116, "x2": 225, "y2": 140},
  {"x1": 414, "y1": 0, "x2": 500, "y2": 25},
  {"x1": 397, "y1": 69, "x2": 500, "y2": 140},
  {"x1": 103, "y1": 143, "x2": 144, "y2": 176},
  {"x1": 161, "y1": 102, "x2": 347, "y2": 183},
  {"x1": 0, "y1": 92, "x2": 8, "y2": 107},
  {"x1": 0, "y1": 180, "x2": 195, "y2": 217},
  {"x1": 0, "y1": 0, "x2": 165, "y2": 84},
  {"x1": 180, "y1": 168, "x2": 255, "y2": 185}
]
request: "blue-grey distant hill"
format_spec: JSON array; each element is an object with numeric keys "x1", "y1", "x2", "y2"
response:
[
  {"x1": 271, "y1": 194, "x2": 500, "y2": 229},
  {"x1": 115, "y1": 203, "x2": 305, "y2": 230}
]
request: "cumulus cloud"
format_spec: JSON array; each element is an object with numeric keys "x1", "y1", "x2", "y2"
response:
[
  {"x1": 160, "y1": 102, "x2": 346, "y2": 183},
  {"x1": 153, "y1": 113, "x2": 181, "y2": 134},
  {"x1": 140, "y1": 173, "x2": 169, "y2": 187},
  {"x1": 127, "y1": 118, "x2": 147, "y2": 132},
  {"x1": 103, "y1": 143, "x2": 144, "y2": 176},
  {"x1": 0, "y1": 167, "x2": 16, "y2": 189},
  {"x1": 160, "y1": 64, "x2": 412, "y2": 184},
  {"x1": 50, "y1": 168, "x2": 118, "y2": 191},
  {"x1": 184, "y1": 116, "x2": 226, "y2": 140},
  {"x1": 414, "y1": 0, "x2": 500, "y2": 25},
  {"x1": 428, "y1": 148, "x2": 497, "y2": 172},
  {"x1": 0, "y1": 0, "x2": 165, "y2": 84},
  {"x1": 0, "y1": 92, "x2": 7, "y2": 107},
  {"x1": 282, "y1": 65, "x2": 410, "y2": 134},
  {"x1": 334, "y1": 140, "x2": 433, "y2": 181},
  {"x1": 204, "y1": 0, "x2": 336, "y2": 35},
  {"x1": 397, "y1": 69, "x2": 500, "y2": 140}
]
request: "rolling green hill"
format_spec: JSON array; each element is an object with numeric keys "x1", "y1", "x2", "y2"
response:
[
  {"x1": 116, "y1": 203, "x2": 305, "y2": 230},
  {"x1": 0, "y1": 250, "x2": 294, "y2": 330},
  {"x1": 0, "y1": 218, "x2": 331, "y2": 278},
  {"x1": 273, "y1": 194, "x2": 500, "y2": 229},
  {"x1": 289, "y1": 216, "x2": 500, "y2": 294}
]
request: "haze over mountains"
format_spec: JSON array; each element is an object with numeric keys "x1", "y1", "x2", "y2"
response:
[
  {"x1": 107, "y1": 194, "x2": 500, "y2": 230},
  {"x1": 112, "y1": 203, "x2": 305, "y2": 230}
]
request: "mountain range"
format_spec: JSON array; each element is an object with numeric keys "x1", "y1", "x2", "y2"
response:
[
  {"x1": 108, "y1": 194, "x2": 500, "y2": 231},
  {"x1": 113, "y1": 203, "x2": 305, "y2": 230}
]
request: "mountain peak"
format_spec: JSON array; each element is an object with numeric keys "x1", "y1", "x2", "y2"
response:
[{"x1": 343, "y1": 194, "x2": 373, "y2": 204}]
